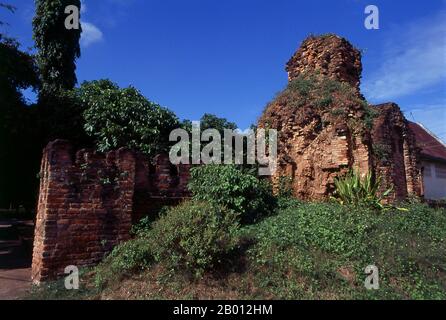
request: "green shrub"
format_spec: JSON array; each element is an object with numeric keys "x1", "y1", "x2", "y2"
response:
[
  {"x1": 94, "y1": 238, "x2": 152, "y2": 288},
  {"x1": 332, "y1": 170, "x2": 392, "y2": 209},
  {"x1": 130, "y1": 216, "x2": 153, "y2": 237},
  {"x1": 287, "y1": 75, "x2": 315, "y2": 96},
  {"x1": 276, "y1": 197, "x2": 302, "y2": 211},
  {"x1": 40, "y1": 201, "x2": 446, "y2": 300},
  {"x1": 148, "y1": 201, "x2": 240, "y2": 277},
  {"x1": 188, "y1": 165, "x2": 275, "y2": 223},
  {"x1": 78, "y1": 79, "x2": 179, "y2": 156}
]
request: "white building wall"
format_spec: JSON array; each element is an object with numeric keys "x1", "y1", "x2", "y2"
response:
[{"x1": 423, "y1": 161, "x2": 446, "y2": 200}]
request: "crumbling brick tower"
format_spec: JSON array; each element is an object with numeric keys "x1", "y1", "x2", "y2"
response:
[{"x1": 259, "y1": 34, "x2": 422, "y2": 200}]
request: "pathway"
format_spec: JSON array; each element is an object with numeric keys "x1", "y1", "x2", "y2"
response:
[{"x1": 0, "y1": 219, "x2": 34, "y2": 300}]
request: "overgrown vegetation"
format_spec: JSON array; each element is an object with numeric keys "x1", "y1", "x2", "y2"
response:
[
  {"x1": 242, "y1": 201, "x2": 446, "y2": 299},
  {"x1": 373, "y1": 143, "x2": 392, "y2": 162},
  {"x1": 148, "y1": 201, "x2": 240, "y2": 277},
  {"x1": 264, "y1": 74, "x2": 377, "y2": 134},
  {"x1": 78, "y1": 79, "x2": 180, "y2": 156},
  {"x1": 33, "y1": 0, "x2": 81, "y2": 97},
  {"x1": 5, "y1": 2, "x2": 445, "y2": 302},
  {"x1": 188, "y1": 165, "x2": 275, "y2": 223},
  {"x1": 274, "y1": 74, "x2": 363, "y2": 111},
  {"x1": 28, "y1": 159, "x2": 446, "y2": 301},
  {"x1": 94, "y1": 200, "x2": 239, "y2": 288},
  {"x1": 31, "y1": 198, "x2": 446, "y2": 300},
  {"x1": 332, "y1": 170, "x2": 392, "y2": 209}
]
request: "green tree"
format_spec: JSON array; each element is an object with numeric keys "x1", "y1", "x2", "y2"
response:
[
  {"x1": 0, "y1": 35, "x2": 39, "y2": 209},
  {"x1": 180, "y1": 113, "x2": 239, "y2": 164},
  {"x1": 199, "y1": 113, "x2": 237, "y2": 132},
  {"x1": 33, "y1": 0, "x2": 81, "y2": 97},
  {"x1": 182, "y1": 113, "x2": 237, "y2": 133},
  {"x1": 79, "y1": 79, "x2": 180, "y2": 156}
]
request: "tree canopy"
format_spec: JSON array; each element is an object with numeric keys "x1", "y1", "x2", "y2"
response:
[
  {"x1": 33, "y1": 0, "x2": 81, "y2": 97},
  {"x1": 0, "y1": 34, "x2": 39, "y2": 209},
  {"x1": 79, "y1": 79, "x2": 180, "y2": 156}
]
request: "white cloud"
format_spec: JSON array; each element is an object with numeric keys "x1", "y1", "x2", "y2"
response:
[
  {"x1": 363, "y1": 11, "x2": 446, "y2": 101},
  {"x1": 81, "y1": 1, "x2": 87, "y2": 14},
  {"x1": 80, "y1": 21, "x2": 103, "y2": 47}
]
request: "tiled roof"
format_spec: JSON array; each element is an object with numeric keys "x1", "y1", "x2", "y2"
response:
[{"x1": 408, "y1": 122, "x2": 446, "y2": 162}]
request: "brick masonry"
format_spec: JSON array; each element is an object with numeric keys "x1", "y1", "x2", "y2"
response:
[
  {"x1": 371, "y1": 103, "x2": 423, "y2": 200},
  {"x1": 259, "y1": 34, "x2": 423, "y2": 200},
  {"x1": 31, "y1": 140, "x2": 190, "y2": 283},
  {"x1": 286, "y1": 34, "x2": 363, "y2": 91}
]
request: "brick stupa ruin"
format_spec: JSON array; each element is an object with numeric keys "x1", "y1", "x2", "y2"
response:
[{"x1": 259, "y1": 34, "x2": 423, "y2": 200}]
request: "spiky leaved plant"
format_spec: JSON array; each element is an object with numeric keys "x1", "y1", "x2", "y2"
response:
[{"x1": 332, "y1": 170, "x2": 392, "y2": 210}]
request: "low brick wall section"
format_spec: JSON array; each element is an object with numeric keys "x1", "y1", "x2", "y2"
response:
[
  {"x1": 132, "y1": 153, "x2": 191, "y2": 223},
  {"x1": 32, "y1": 140, "x2": 191, "y2": 283},
  {"x1": 371, "y1": 103, "x2": 423, "y2": 200}
]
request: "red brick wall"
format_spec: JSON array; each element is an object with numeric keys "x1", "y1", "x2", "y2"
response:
[
  {"x1": 32, "y1": 140, "x2": 191, "y2": 283},
  {"x1": 371, "y1": 103, "x2": 423, "y2": 200},
  {"x1": 132, "y1": 153, "x2": 191, "y2": 223}
]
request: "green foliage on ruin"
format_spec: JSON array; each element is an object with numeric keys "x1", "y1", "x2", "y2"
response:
[
  {"x1": 78, "y1": 79, "x2": 180, "y2": 156},
  {"x1": 373, "y1": 143, "x2": 392, "y2": 162},
  {"x1": 188, "y1": 165, "x2": 275, "y2": 223},
  {"x1": 33, "y1": 0, "x2": 81, "y2": 97},
  {"x1": 277, "y1": 73, "x2": 359, "y2": 109},
  {"x1": 266, "y1": 74, "x2": 377, "y2": 132},
  {"x1": 94, "y1": 237, "x2": 153, "y2": 288}
]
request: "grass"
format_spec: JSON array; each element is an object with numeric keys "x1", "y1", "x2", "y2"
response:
[{"x1": 28, "y1": 201, "x2": 446, "y2": 300}]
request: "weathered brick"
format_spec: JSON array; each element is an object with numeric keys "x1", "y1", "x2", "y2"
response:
[
  {"x1": 259, "y1": 35, "x2": 422, "y2": 201},
  {"x1": 32, "y1": 140, "x2": 191, "y2": 284}
]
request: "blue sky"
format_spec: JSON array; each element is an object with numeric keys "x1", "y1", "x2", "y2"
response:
[{"x1": 1, "y1": 0, "x2": 445, "y2": 141}]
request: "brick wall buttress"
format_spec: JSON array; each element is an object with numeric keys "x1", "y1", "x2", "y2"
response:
[{"x1": 31, "y1": 140, "x2": 136, "y2": 283}]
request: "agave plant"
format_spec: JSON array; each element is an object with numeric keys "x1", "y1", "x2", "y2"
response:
[{"x1": 332, "y1": 170, "x2": 392, "y2": 210}]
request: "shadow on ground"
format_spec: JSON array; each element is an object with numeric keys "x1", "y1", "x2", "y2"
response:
[{"x1": 0, "y1": 219, "x2": 34, "y2": 300}]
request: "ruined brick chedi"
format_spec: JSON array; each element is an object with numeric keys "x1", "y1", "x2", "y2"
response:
[{"x1": 259, "y1": 34, "x2": 423, "y2": 200}]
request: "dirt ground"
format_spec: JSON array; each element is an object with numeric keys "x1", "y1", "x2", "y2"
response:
[{"x1": 0, "y1": 219, "x2": 34, "y2": 300}]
